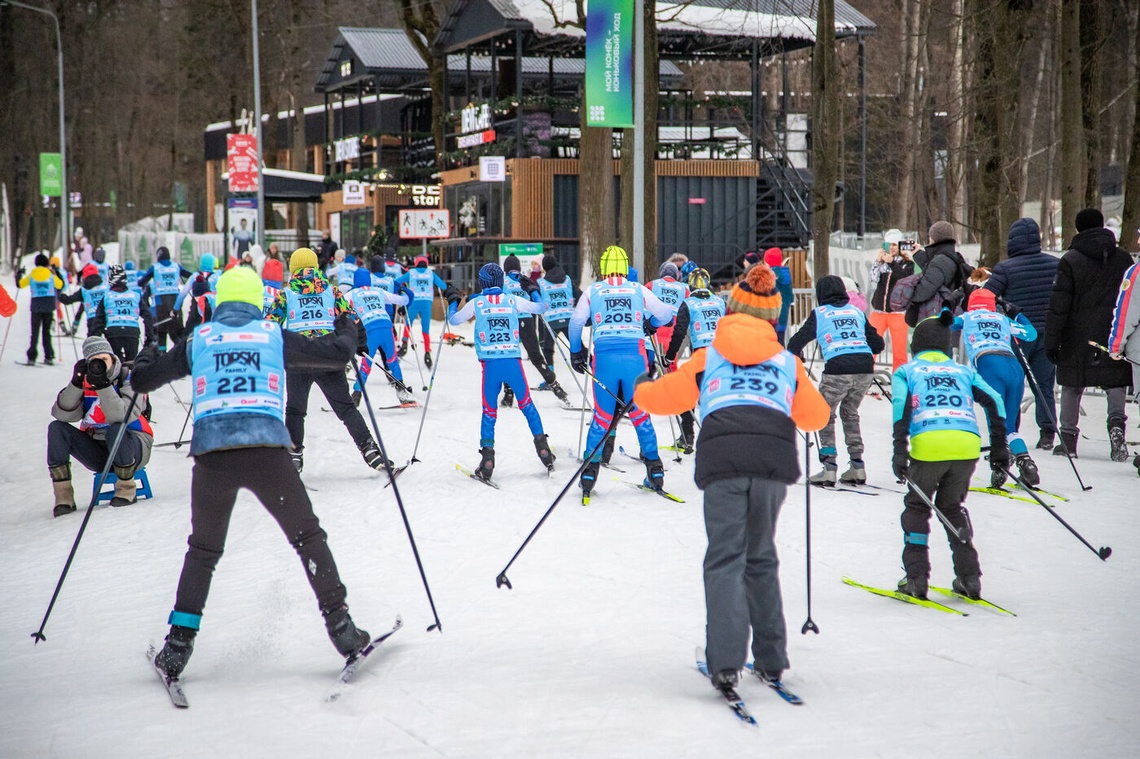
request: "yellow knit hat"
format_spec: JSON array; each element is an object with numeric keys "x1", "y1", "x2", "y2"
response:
[
  {"x1": 215, "y1": 266, "x2": 264, "y2": 308},
  {"x1": 289, "y1": 247, "x2": 318, "y2": 273},
  {"x1": 599, "y1": 245, "x2": 629, "y2": 277}
]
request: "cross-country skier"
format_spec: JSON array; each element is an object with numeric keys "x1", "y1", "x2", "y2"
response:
[
  {"x1": 536, "y1": 253, "x2": 580, "y2": 371},
  {"x1": 130, "y1": 267, "x2": 373, "y2": 679},
  {"x1": 15, "y1": 253, "x2": 63, "y2": 365},
  {"x1": 569, "y1": 245, "x2": 674, "y2": 496},
  {"x1": 892, "y1": 311, "x2": 1008, "y2": 601},
  {"x1": 633, "y1": 286, "x2": 829, "y2": 696},
  {"x1": 261, "y1": 258, "x2": 284, "y2": 313},
  {"x1": 952, "y1": 288, "x2": 1040, "y2": 486},
  {"x1": 662, "y1": 267, "x2": 727, "y2": 453},
  {"x1": 394, "y1": 255, "x2": 448, "y2": 366},
  {"x1": 265, "y1": 247, "x2": 388, "y2": 473},
  {"x1": 500, "y1": 254, "x2": 569, "y2": 405},
  {"x1": 183, "y1": 277, "x2": 215, "y2": 333},
  {"x1": 762, "y1": 248, "x2": 795, "y2": 345},
  {"x1": 326, "y1": 249, "x2": 360, "y2": 292},
  {"x1": 90, "y1": 264, "x2": 156, "y2": 363},
  {"x1": 649, "y1": 261, "x2": 689, "y2": 358},
  {"x1": 58, "y1": 264, "x2": 105, "y2": 339},
  {"x1": 447, "y1": 262, "x2": 556, "y2": 481},
  {"x1": 345, "y1": 267, "x2": 415, "y2": 406},
  {"x1": 136, "y1": 247, "x2": 192, "y2": 352},
  {"x1": 173, "y1": 253, "x2": 219, "y2": 314},
  {"x1": 786, "y1": 275, "x2": 885, "y2": 485}
]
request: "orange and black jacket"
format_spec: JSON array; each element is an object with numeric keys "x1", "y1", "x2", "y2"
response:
[{"x1": 634, "y1": 313, "x2": 830, "y2": 488}]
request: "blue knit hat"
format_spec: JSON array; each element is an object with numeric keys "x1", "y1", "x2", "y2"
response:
[
  {"x1": 199, "y1": 253, "x2": 216, "y2": 273},
  {"x1": 478, "y1": 262, "x2": 504, "y2": 290},
  {"x1": 353, "y1": 267, "x2": 372, "y2": 289}
]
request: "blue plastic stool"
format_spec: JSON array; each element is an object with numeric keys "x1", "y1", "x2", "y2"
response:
[{"x1": 93, "y1": 468, "x2": 154, "y2": 504}]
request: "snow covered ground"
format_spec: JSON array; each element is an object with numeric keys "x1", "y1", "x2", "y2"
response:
[{"x1": 1, "y1": 299, "x2": 1139, "y2": 758}]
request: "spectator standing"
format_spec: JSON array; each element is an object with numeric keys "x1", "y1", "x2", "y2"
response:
[
  {"x1": 868, "y1": 230, "x2": 915, "y2": 372},
  {"x1": 906, "y1": 221, "x2": 972, "y2": 327},
  {"x1": 318, "y1": 229, "x2": 338, "y2": 270}
]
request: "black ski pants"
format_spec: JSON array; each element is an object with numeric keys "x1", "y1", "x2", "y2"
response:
[
  {"x1": 901, "y1": 458, "x2": 980, "y2": 581},
  {"x1": 519, "y1": 316, "x2": 556, "y2": 385},
  {"x1": 28, "y1": 312, "x2": 54, "y2": 362},
  {"x1": 155, "y1": 294, "x2": 182, "y2": 350},
  {"x1": 171, "y1": 447, "x2": 349, "y2": 620},
  {"x1": 539, "y1": 319, "x2": 570, "y2": 369},
  {"x1": 285, "y1": 368, "x2": 372, "y2": 450},
  {"x1": 107, "y1": 328, "x2": 141, "y2": 365}
]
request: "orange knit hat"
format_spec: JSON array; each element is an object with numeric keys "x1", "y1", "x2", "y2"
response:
[{"x1": 726, "y1": 264, "x2": 781, "y2": 325}]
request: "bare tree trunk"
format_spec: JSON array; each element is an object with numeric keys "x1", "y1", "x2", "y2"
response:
[
  {"x1": 399, "y1": 0, "x2": 446, "y2": 165},
  {"x1": 1019, "y1": 24, "x2": 1052, "y2": 204},
  {"x1": 1060, "y1": 0, "x2": 1084, "y2": 241},
  {"x1": 945, "y1": 0, "x2": 969, "y2": 240},
  {"x1": 1041, "y1": 8, "x2": 1061, "y2": 250},
  {"x1": 1079, "y1": 0, "x2": 1103, "y2": 210},
  {"x1": 811, "y1": 0, "x2": 838, "y2": 278},
  {"x1": 1121, "y1": 5, "x2": 1140, "y2": 252},
  {"x1": 892, "y1": 0, "x2": 922, "y2": 229}
]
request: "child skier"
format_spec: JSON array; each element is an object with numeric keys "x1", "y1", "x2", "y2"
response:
[
  {"x1": 501, "y1": 254, "x2": 569, "y2": 405},
  {"x1": 447, "y1": 262, "x2": 555, "y2": 481},
  {"x1": 892, "y1": 311, "x2": 1008, "y2": 600},
  {"x1": 763, "y1": 248, "x2": 795, "y2": 345},
  {"x1": 952, "y1": 288, "x2": 1040, "y2": 486},
  {"x1": 90, "y1": 264, "x2": 156, "y2": 363},
  {"x1": 261, "y1": 258, "x2": 284, "y2": 313},
  {"x1": 648, "y1": 261, "x2": 689, "y2": 358},
  {"x1": 663, "y1": 267, "x2": 727, "y2": 453},
  {"x1": 130, "y1": 267, "x2": 373, "y2": 679},
  {"x1": 15, "y1": 253, "x2": 64, "y2": 365},
  {"x1": 137, "y1": 247, "x2": 193, "y2": 352},
  {"x1": 569, "y1": 245, "x2": 674, "y2": 495},
  {"x1": 173, "y1": 253, "x2": 219, "y2": 313},
  {"x1": 786, "y1": 275, "x2": 885, "y2": 485},
  {"x1": 394, "y1": 255, "x2": 449, "y2": 367},
  {"x1": 58, "y1": 264, "x2": 106, "y2": 339},
  {"x1": 536, "y1": 253, "x2": 581, "y2": 369},
  {"x1": 633, "y1": 290, "x2": 829, "y2": 697},
  {"x1": 344, "y1": 267, "x2": 415, "y2": 406}
]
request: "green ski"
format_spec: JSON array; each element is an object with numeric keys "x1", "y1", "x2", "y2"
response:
[
  {"x1": 841, "y1": 576, "x2": 968, "y2": 616},
  {"x1": 929, "y1": 586, "x2": 1016, "y2": 616}
]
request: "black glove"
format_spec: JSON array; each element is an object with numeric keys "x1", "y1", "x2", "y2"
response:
[
  {"x1": 892, "y1": 451, "x2": 909, "y2": 482},
  {"x1": 70, "y1": 358, "x2": 88, "y2": 388},
  {"x1": 85, "y1": 357, "x2": 114, "y2": 390},
  {"x1": 644, "y1": 361, "x2": 659, "y2": 381},
  {"x1": 634, "y1": 370, "x2": 654, "y2": 388},
  {"x1": 16, "y1": 267, "x2": 26, "y2": 284},
  {"x1": 660, "y1": 355, "x2": 674, "y2": 371},
  {"x1": 445, "y1": 285, "x2": 462, "y2": 305},
  {"x1": 571, "y1": 347, "x2": 590, "y2": 374},
  {"x1": 643, "y1": 318, "x2": 658, "y2": 337},
  {"x1": 989, "y1": 445, "x2": 1011, "y2": 471},
  {"x1": 997, "y1": 298, "x2": 1021, "y2": 318}
]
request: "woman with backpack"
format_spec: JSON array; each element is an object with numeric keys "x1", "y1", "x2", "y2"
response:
[{"x1": 869, "y1": 229, "x2": 915, "y2": 371}]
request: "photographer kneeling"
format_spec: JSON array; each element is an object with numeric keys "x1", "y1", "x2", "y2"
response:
[{"x1": 47, "y1": 336, "x2": 153, "y2": 517}]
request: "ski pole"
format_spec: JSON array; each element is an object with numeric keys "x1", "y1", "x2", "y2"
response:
[
  {"x1": 541, "y1": 318, "x2": 589, "y2": 399},
  {"x1": 902, "y1": 476, "x2": 969, "y2": 543},
  {"x1": 408, "y1": 325, "x2": 428, "y2": 392},
  {"x1": 1009, "y1": 339, "x2": 1091, "y2": 491},
  {"x1": 172, "y1": 401, "x2": 193, "y2": 448},
  {"x1": 497, "y1": 401, "x2": 632, "y2": 590},
  {"x1": 650, "y1": 335, "x2": 682, "y2": 462},
  {"x1": 801, "y1": 433, "x2": 819, "y2": 635},
  {"x1": 1003, "y1": 465, "x2": 1111, "y2": 560},
  {"x1": 1089, "y1": 340, "x2": 1140, "y2": 368},
  {"x1": 32, "y1": 391, "x2": 140, "y2": 644},
  {"x1": 405, "y1": 312, "x2": 451, "y2": 467},
  {"x1": 351, "y1": 357, "x2": 443, "y2": 632}
]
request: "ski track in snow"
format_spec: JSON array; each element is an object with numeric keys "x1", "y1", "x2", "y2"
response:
[{"x1": 1, "y1": 287, "x2": 1139, "y2": 757}]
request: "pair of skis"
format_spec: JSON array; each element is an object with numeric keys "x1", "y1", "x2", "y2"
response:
[
  {"x1": 148, "y1": 617, "x2": 404, "y2": 708},
  {"x1": 695, "y1": 648, "x2": 803, "y2": 726},
  {"x1": 842, "y1": 576, "x2": 1015, "y2": 616}
]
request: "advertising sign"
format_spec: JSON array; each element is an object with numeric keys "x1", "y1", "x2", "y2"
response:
[
  {"x1": 398, "y1": 209, "x2": 450, "y2": 239},
  {"x1": 227, "y1": 197, "x2": 258, "y2": 260},
  {"x1": 480, "y1": 156, "x2": 506, "y2": 182},
  {"x1": 226, "y1": 133, "x2": 260, "y2": 193},
  {"x1": 585, "y1": 0, "x2": 634, "y2": 128},
  {"x1": 499, "y1": 243, "x2": 544, "y2": 280},
  {"x1": 40, "y1": 153, "x2": 62, "y2": 197},
  {"x1": 342, "y1": 180, "x2": 366, "y2": 205}
]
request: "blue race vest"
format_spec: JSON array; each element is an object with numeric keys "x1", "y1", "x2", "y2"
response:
[
  {"x1": 650, "y1": 279, "x2": 688, "y2": 314},
  {"x1": 371, "y1": 274, "x2": 395, "y2": 294},
  {"x1": 82, "y1": 286, "x2": 108, "y2": 314},
  {"x1": 684, "y1": 295, "x2": 725, "y2": 350},
  {"x1": 384, "y1": 262, "x2": 402, "y2": 278},
  {"x1": 472, "y1": 293, "x2": 522, "y2": 360},
  {"x1": 587, "y1": 281, "x2": 645, "y2": 341},
  {"x1": 93, "y1": 261, "x2": 109, "y2": 283},
  {"x1": 409, "y1": 268, "x2": 435, "y2": 299},
  {"x1": 190, "y1": 320, "x2": 286, "y2": 423},
  {"x1": 152, "y1": 260, "x2": 182, "y2": 296},
  {"x1": 538, "y1": 278, "x2": 574, "y2": 322},
  {"x1": 959, "y1": 310, "x2": 1013, "y2": 364},
  {"x1": 284, "y1": 288, "x2": 336, "y2": 332},
  {"x1": 699, "y1": 345, "x2": 796, "y2": 418},
  {"x1": 103, "y1": 289, "x2": 141, "y2": 329},
  {"x1": 903, "y1": 359, "x2": 980, "y2": 437},
  {"x1": 503, "y1": 275, "x2": 526, "y2": 300},
  {"x1": 30, "y1": 273, "x2": 55, "y2": 298},
  {"x1": 814, "y1": 304, "x2": 872, "y2": 362},
  {"x1": 126, "y1": 270, "x2": 142, "y2": 293},
  {"x1": 262, "y1": 286, "x2": 279, "y2": 313},
  {"x1": 206, "y1": 272, "x2": 219, "y2": 293},
  {"x1": 333, "y1": 262, "x2": 358, "y2": 286},
  {"x1": 347, "y1": 287, "x2": 391, "y2": 327}
]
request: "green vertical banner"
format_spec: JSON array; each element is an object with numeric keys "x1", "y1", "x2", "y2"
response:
[
  {"x1": 40, "y1": 153, "x2": 63, "y2": 197},
  {"x1": 585, "y1": 0, "x2": 634, "y2": 128}
]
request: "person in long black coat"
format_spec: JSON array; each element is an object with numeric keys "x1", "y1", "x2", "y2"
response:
[{"x1": 1044, "y1": 209, "x2": 1134, "y2": 460}]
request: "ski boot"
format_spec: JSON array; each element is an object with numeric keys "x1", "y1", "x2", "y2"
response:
[
  {"x1": 500, "y1": 386, "x2": 515, "y2": 408},
  {"x1": 897, "y1": 575, "x2": 928, "y2": 600},
  {"x1": 1052, "y1": 431, "x2": 1078, "y2": 458},
  {"x1": 839, "y1": 460, "x2": 867, "y2": 485},
  {"x1": 809, "y1": 465, "x2": 837, "y2": 487},
  {"x1": 50, "y1": 464, "x2": 76, "y2": 518},
  {"x1": 324, "y1": 605, "x2": 370, "y2": 659},
  {"x1": 110, "y1": 465, "x2": 138, "y2": 507},
  {"x1": 534, "y1": 434, "x2": 556, "y2": 472},
  {"x1": 290, "y1": 446, "x2": 304, "y2": 473},
  {"x1": 359, "y1": 440, "x2": 391, "y2": 471},
  {"x1": 351, "y1": 390, "x2": 362, "y2": 408},
  {"x1": 396, "y1": 386, "x2": 417, "y2": 406},
  {"x1": 643, "y1": 456, "x2": 665, "y2": 491},
  {"x1": 952, "y1": 574, "x2": 982, "y2": 600},
  {"x1": 601, "y1": 435, "x2": 616, "y2": 465},
  {"x1": 711, "y1": 669, "x2": 740, "y2": 695},
  {"x1": 397, "y1": 339, "x2": 408, "y2": 358},
  {"x1": 424, "y1": 351, "x2": 433, "y2": 369},
  {"x1": 475, "y1": 446, "x2": 495, "y2": 482},
  {"x1": 1014, "y1": 453, "x2": 1040, "y2": 487},
  {"x1": 549, "y1": 381, "x2": 569, "y2": 403},
  {"x1": 154, "y1": 624, "x2": 197, "y2": 678},
  {"x1": 674, "y1": 433, "x2": 694, "y2": 455},
  {"x1": 1035, "y1": 431, "x2": 1055, "y2": 451},
  {"x1": 579, "y1": 460, "x2": 600, "y2": 498},
  {"x1": 1109, "y1": 421, "x2": 1129, "y2": 462}
]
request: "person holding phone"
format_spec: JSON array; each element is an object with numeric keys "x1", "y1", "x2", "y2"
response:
[{"x1": 868, "y1": 229, "x2": 915, "y2": 371}]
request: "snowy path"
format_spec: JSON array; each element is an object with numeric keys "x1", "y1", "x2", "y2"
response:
[{"x1": 1, "y1": 302, "x2": 1138, "y2": 758}]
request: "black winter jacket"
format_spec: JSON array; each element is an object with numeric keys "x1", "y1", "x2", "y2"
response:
[
  {"x1": 1044, "y1": 228, "x2": 1134, "y2": 388},
  {"x1": 869, "y1": 256, "x2": 915, "y2": 312},
  {"x1": 985, "y1": 220, "x2": 1060, "y2": 332},
  {"x1": 911, "y1": 240, "x2": 971, "y2": 309}
]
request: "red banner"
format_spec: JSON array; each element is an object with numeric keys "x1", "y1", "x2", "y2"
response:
[{"x1": 227, "y1": 134, "x2": 259, "y2": 193}]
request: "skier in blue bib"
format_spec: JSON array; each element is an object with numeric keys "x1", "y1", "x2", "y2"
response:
[
  {"x1": 536, "y1": 253, "x2": 581, "y2": 373},
  {"x1": 394, "y1": 255, "x2": 449, "y2": 367},
  {"x1": 447, "y1": 262, "x2": 556, "y2": 482},
  {"x1": 345, "y1": 267, "x2": 415, "y2": 406},
  {"x1": 137, "y1": 247, "x2": 193, "y2": 352},
  {"x1": 952, "y1": 288, "x2": 1040, "y2": 487},
  {"x1": 663, "y1": 267, "x2": 726, "y2": 453},
  {"x1": 569, "y1": 245, "x2": 675, "y2": 496},
  {"x1": 786, "y1": 275, "x2": 885, "y2": 485},
  {"x1": 91, "y1": 264, "x2": 155, "y2": 363},
  {"x1": 58, "y1": 263, "x2": 107, "y2": 339},
  {"x1": 500, "y1": 254, "x2": 569, "y2": 405},
  {"x1": 130, "y1": 266, "x2": 374, "y2": 680},
  {"x1": 173, "y1": 253, "x2": 220, "y2": 313}
]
